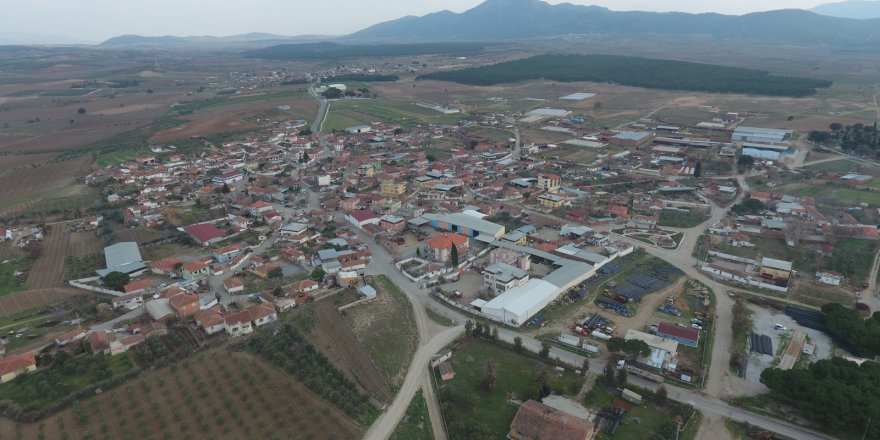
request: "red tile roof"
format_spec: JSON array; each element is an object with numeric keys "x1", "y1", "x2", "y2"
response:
[
  {"x1": 424, "y1": 233, "x2": 468, "y2": 250},
  {"x1": 169, "y1": 293, "x2": 199, "y2": 311},
  {"x1": 657, "y1": 321, "x2": 699, "y2": 341},
  {"x1": 89, "y1": 331, "x2": 111, "y2": 353},
  {"x1": 123, "y1": 279, "x2": 152, "y2": 293},
  {"x1": 348, "y1": 210, "x2": 378, "y2": 222},
  {"x1": 184, "y1": 223, "x2": 226, "y2": 243},
  {"x1": 510, "y1": 400, "x2": 594, "y2": 440},
  {"x1": 0, "y1": 353, "x2": 36, "y2": 377}
]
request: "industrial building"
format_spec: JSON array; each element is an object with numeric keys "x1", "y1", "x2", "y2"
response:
[
  {"x1": 421, "y1": 212, "x2": 505, "y2": 240},
  {"x1": 732, "y1": 126, "x2": 792, "y2": 144},
  {"x1": 97, "y1": 242, "x2": 146, "y2": 277},
  {"x1": 610, "y1": 131, "x2": 653, "y2": 147}
]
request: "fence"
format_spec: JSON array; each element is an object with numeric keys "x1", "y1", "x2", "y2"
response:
[
  {"x1": 69, "y1": 277, "x2": 126, "y2": 296},
  {"x1": 708, "y1": 251, "x2": 757, "y2": 265},
  {"x1": 700, "y1": 264, "x2": 788, "y2": 293}
]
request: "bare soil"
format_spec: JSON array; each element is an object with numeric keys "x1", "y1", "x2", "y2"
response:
[
  {"x1": 150, "y1": 115, "x2": 259, "y2": 142},
  {"x1": 24, "y1": 228, "x2": 70, "y2": 289},
  {"x1": 0, "y1": 288, "x2": 84, "y2": 317}
]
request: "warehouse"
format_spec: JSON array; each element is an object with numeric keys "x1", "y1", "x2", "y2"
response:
[
  {"x1": 480, "y1": 279, "x2": 559, "y2": 326},
  {"x1": 421, "y1": 212, "x2": 506, "y2": 240},
  {"x1": 732, "y1": 126, "x2": 792, "y2": 143},
  {"x1": 741, "y1": 148, "x2": 781, "y2": 161},
  {"x1": 97, "y1": 242, "x2": 146, "y2": 277},
  {"x1": 610, "y1": 131, "x2": 653, "y2": 147}
]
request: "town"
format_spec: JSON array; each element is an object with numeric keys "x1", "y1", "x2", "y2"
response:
[{"x1": 3, "y1": 2, "x2": 880, "y2": 439}]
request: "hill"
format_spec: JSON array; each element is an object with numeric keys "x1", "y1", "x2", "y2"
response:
[
  {"x1": 417, "y1": 54, "x2": 832, "y2": 97},
  {"x1": 810, "y1": 0, "x2": 880, "y2": 19},
  {"x1": 351, "y1": 0, "x2": 880, "y2": 47},
  {"x1": 100, "y1": 33, "x2": 329, "y2": 47},
  {"x1": 244, "y1": 42, "x2": 486, "y2": 60}
]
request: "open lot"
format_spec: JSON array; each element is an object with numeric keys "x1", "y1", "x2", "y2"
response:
[
  {"x1": 344, "y1": 275, "x2": 418, "y2": 389},
  {"x1": 584, "y1": 384, "x2": 701, "y2": 440},
  {"x1": 24, "y1": 228, "x2": 70, "y2": 289},
  {"x1": 150, "y1": 115, "x2": 259, "y2": 142},
  {"x1": 0, "y1": 288, "x2": 85, "y2": 318},
  {"x1": 437, "y1": 338, "x2": 585, "y2": 439}
]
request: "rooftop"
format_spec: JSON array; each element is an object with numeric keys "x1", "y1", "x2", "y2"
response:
[{"x1": 510, "y1": 400, "x2": 594, "y2": 440}]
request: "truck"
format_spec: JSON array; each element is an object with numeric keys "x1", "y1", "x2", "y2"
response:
[
  {"x1": 558, "y1": 334, "x2": 581, "y2": 347},
  {"x1": 581, "y1": 343, "x2": 600, "y2": 354},
  {"x1": 591, "y1": 330, "x2": 611, "y2": 341},
  {"x1": 572, "y1": 325, "x2": 589, "y2": 336}
]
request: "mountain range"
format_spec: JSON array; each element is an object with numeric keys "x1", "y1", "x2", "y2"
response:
[
  {"x1": 100, "y1": 33, "x2": 329, "y2": 47},
  {"x1": 350, "y1": 0, "x2": 880, "y2": 46},
  {"x1": 809, "y1": 0, "x2": 880, "y2": 19}
]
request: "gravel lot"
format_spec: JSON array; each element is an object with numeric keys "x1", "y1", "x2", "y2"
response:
[{"x1": 745, "y1": 305, "x2": 833, "y2": 384}]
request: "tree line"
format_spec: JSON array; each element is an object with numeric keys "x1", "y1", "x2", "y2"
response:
[
  {"x1": 245, "y1": 42, "x2": 486, "y2": 60},
  {"x1": 323, "y1": 74, "x2": 399, "y2": 83},
  {"x1": 761, "y1": 357, "x2": 880, "y2": 439},
  {"x1": 822, "y1": 302, "x2": 880, "y2": 357},
  {"x1": 808, "y1": 122, "x2": 880, "y2": 155},
  {"x1": 418, "y1": 54, "x2": 832, "y2": 97}
]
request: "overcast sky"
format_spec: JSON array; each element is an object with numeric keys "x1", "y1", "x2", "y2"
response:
[{"x1": 0, "y1": 0, "x2": 831, "y2": 43}]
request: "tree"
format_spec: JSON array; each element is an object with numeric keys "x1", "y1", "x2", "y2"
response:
[
  {"x1": 808, "y1": 130, "x2": 833, "y2": 143},
  {"x1": 310, "y1": 267, "x2": 326, "y2": 281},
  {"x1": 416, "y1": 247, "x2": 421, "y2": 258},
  {"x1": 300, "y1": 151, "x2": 310, "y2": 164},
  {"x1": 221, "y1": 183, "x2": 231, "y2": 194},
  {"x1": 426, "y1": 154, "x2": 436, "y2": 162},
  {"x1": 268, "y1": 267, "x2": 283, "y2": 279},
  {"x1": 655, "y1": 385, "x2": 667, "y2": 403},
  {"x1": 616, "y1": 368, "x2": 628, "y2": 386},
  {"x1": 465, "y1": 320, "x2": 474, "y2": 337},
  {"x1": 450, "y1": 244, "x2": 459, "y2": 267},
  {"x1": 737, "y1": 154, "x2": 754, "y2": 170},
  {"x1": 481, "y1": 362, "x2": 497, "y2": 392},
  {"x1": 513, "y1": 336, "x2": 523, "y2": 353},
  {"x1": 731, "y1": 198, "x2": 765, "y2": 215},
  {"x1": 77, "y1": 108, "x2": 86, "y2": 114},
  {"x1": 322, "y1": 87, "x2": 343, "y2": 99},
  {"x1": 607, "y1": 337, "x2": 625, "y2": 353},
  {"x1": 298, "y1": 128, "x2": 312, "y2": 136},
  {"x1": 830, "y1": 122, "x2": 843, "y2": 132},
  {"x1": 539, "y1": 341, "x2": 550, "y2": 358},
  {"x1": 491, "y1": 326, "x2": 499, "y2": 341},
  {"x1": 693, "y1": 160, "x2": 702, "y2": 178},
  {"x1": 102, "y1": 271, "x2": 130, "y2": 291},
  {"x1": 581, "y1": 358, "x2": 590, "y2": 376}
]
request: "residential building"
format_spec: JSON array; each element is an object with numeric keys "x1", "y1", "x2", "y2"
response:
[
  {"x1": 489, "y1": 247, "x2": 530, "y2": 271},
  {"x1": 438, "y1": 362, "x2": 455, "y2": 381},
  {"x1": 195, "y1": 308, "x2": 225, "y2": 335},
  {"x1": 509, "y1": 400, "x2": 595, "y2": 440},
  {"x1": 183, "y1": 223, "x2": 226, "y2": 246},
  {"x1": 224, "y1": 310, "x2": 254, "y2": 337},
  {"x1": 213, "y1": 243, "x2": 244, "y2": 264},
  {"x1": 345, "y1": 210, "x2": 380, "y2": 230},
  {"x1": 250, "y1": 304, "x2": 278, "y2": 327},
  {"x1": 379, "y1": 214, "x2": 406, "y2": 234},
  {"x1": 337, "y1": 271, "x2": 360, "y2": 286},
  {"x1": 223, "y1": 277, "x2": 245, "y2": 294},
  {"x1": 537, "y1": 174, "x2": 561, "y2": 193},
  {"x1": 169, "y1": 293, "x2": 201, "y2": 317},
  {"x1": 280, "y1": 222, "x2": 312, "y2": 243},
  {"x1": 211, "y1": 170, "x2": 245, "y2": 185},
  {"x1": 424, "y1": 233, "x2": 469, "y2": 263},
  {"x1": 55, "y1": 328, "x2": 87, "y2": 346},
  {"x1": 538, "y1": 193, "x2": 565, "y2": 209},
  {"x1": 112, "y1": 293, "x2": 144, "y2": 310},
  {"x1": 89, "y1": 331, "x2": 111, "y2": 354},
  {"x1": 0, "y1": 353, "x2": 37, "y2": 384},
  {"x1": 182, "y1": 260, "x2": 210, "y2": 280},
  {"x1": 380, "y1": 178, "x2": 407, "y2": 196}
]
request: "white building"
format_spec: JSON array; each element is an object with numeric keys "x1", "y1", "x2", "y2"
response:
[{"x1": 483, "y1": 262, "x2": 530, "y2": 294}]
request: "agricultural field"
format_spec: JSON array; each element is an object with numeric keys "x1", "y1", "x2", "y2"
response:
[
  {"x1": 0, "y1": 260, "x2": 25, "y2": 297},
  {"x1": 24, "y1": 228, "x2": 71, "y2": 289},
  {"x1": 437, "y1": 338, "x2": 585, "y2": 439},
  {"x1": 0, "y1": 155, "x2": 93, "y2": 219},
  {"x1": 323, "y1": 99, "x2": 461, "y2": 131},
  {"x1": 343, "y1": 275, "x2": 418, "y2": 389},
  {"x1": 0, "y1": 348, "x2": 364, "y2": 440},
  {"x1": 0, "y1": 288, "x2": 84, "y2": 318},
  {"x1": 389, "y1": 390, "x2": 433, "y2": 440}
]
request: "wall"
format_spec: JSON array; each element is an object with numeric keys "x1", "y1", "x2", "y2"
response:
[{"x1": 700, "y1": 264, "x2": 788, "y2": 293}]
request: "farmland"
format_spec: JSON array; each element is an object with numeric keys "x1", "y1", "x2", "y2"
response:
[
  {"x1": 343, "y1": 275, "x2": 419, "y2": 389},
  {"x1": 323, "y1": 99, "x2": 461, "y2": 131},
  {"x1": 437, "y1": 338, "x2": 585, "y2": 439},
  {"x1": 0, "y1": 260, "x2": 24, "y2": 297},
  {"x1": 0, "y1": 155, "x2": 93, "y2": 219},
  {"x1": 0, "y1": 348, "x2": 364, "y2": 440},
  {"x1": 24, "y1": 227, "x2": 71, "y2": 289},
  {"x1": 0, "y1": 288, "x2": 84, "y2": 318}
]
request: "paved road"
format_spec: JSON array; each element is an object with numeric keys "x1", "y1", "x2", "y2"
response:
[{"x1": 90, "y1": 305, "x2": 145, "y2": 331}]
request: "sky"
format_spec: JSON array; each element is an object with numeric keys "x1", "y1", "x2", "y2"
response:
[{"x1": 0, "y1": 0, "x2": 834, "y2": 43}]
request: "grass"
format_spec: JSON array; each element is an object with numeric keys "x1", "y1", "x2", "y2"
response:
[
  {"x1": 583, "y1": 385, "x2": 702, "y2": 440},
  {"x1": 426, "y1": 307, "x2": 456, "y2": 327},
  {"x1": 724, "y1": 419, "x2": 754, "y2": 440},
  {"x1": 344, "y1": 275, "x2": 418, "y2": 388},
  {"x1": 95, "y1": 146, "x2": 151, "y2": 167},
  {"x1": 0, "y1": 260, "x2": 24, "y2": 297},
  {"x1": 0, "y1": 307, "x2": 55, "y2": 331},
  {"x1": 213, "y1": 230, "x2": 260, "y2": 248},
  {"x1": 390, "y1": 390, "x2": 434, "y2": 440},
  {"x1": 324, "y1": 99, "x2": 462, "y2": 131},
  {"x1": 803, "y1": 159, "x2": 861, "y2": 173},
  {"x1": 658, "y1": 210, "x2": 711, "y2": 228},
  {"x1": 790, "y1": 181, "x2": 880, "y2": 205},
  {"x1": 438, "y1": 339, "x2": 585, "y2": 439},
  {"x1": 0, "y1": 352, "x2": 137, "y2": 412}
]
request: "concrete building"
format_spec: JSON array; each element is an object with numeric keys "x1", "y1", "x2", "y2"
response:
[
  {"x1": 489, "y1": 247, "x2": 531, "y2": 271},
  {"x1": 424, "y1": 233, "x2": 469, "y2": 263},
  {"x1": 537, "y1": 174, "x2": 561, "y2": 193},
  {"x1": 509, "y1": 400, "x2": 594, "y2": 440},
  {"x1": 610, "y1": 131, "x2": 653, "y2": 147},
  {"x1": 421, "y1": 212, "x2": 505, "y2": 240},
  {"x1": 483, "y1": 262, "x2": 530, "y2": 294},
  {"x1": 538, "y1": 193, "x2": 565, "y2": 209}
]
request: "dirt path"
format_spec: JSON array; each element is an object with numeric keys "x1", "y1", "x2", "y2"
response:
[
  {"x1": 860, "y1": 247, "x2": 880, "y2": 312},
  {"x1": 696, "y1": 413, "x2": 734, "y2": 440}
]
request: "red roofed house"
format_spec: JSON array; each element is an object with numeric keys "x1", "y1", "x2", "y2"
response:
[
  {"x1": 608, "y1": 205, "x2": 630, "y2": 220},
  {"x1": 89, "y1": 331, "x2": 111, "y2": 355},
  {"x1": 169, "y1": 293, "x2": 200, "y2": 318},
  {"x1": 195, "y1": 307, "x2": 225, "y2": 335},
  {"x1": 224, "y1": 277, "x2": 245, "y2": 294},
  {"x1": 224, "y1": 310, "x2": 254, "y2": 337},
  {"x1": 0, "y1": 353, "x2": 37, "y2": 384},
  {"x1": 150, "y1": 258, "x2": 184, "y2": 275},
  {"x1": 656, "y1": 321, "x2": 700, "y2": 348},
  {"x1": 424, "y1": 233, "x2": 469, "y2": 263},
  {"x1": 55, "y1": 328, "x2": 87, "y2": 346},
  {"x1": 509, "y1": 399, "x2": 595, "y2": 440},
  {"x1": 123, "y1": 279, "x2": 152, "y2": 295},
  {"x1": 249, "y1": 304, "x2": 278, "y2": 327},
  {"x1": 291, "y1": 279, "x2": 319, "y2": 295},
  {"x1": 345, "y1": 210, "x2": 380, "y2": 229},
  {"x1": 182, "y1": 260, "x2": 210, "y2": 280},
  {"x1": 184, "y1": 223, "x2": 227, "y2": 246}
]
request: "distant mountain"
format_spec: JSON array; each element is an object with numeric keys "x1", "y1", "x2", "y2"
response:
[
  {"x1": 100, "y1": 33, "x2": 330, "y2": 47},
  {"x1": 351, "y1": 0, "x2": 880, "y2": 47},
  {"x1": 0, "y1": 32, "x2": 94, "y2": 45},
  {"x1": 810, "y1": 1, "x2": 880, "y2": 19}
]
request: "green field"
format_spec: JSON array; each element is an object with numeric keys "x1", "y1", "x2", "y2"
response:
[
  {"x1": 390, "y1": 390, "x2": 434, "y2": 440},
  {"x1": 0, "y1": 260, "x2": 24, "y2": 297},
  {"x1": 584, "y1": 386, "x2": 701, "y2": 440},
  {"x1": 659, "y1": 210, "x2": 711, "y2": 228},
  {"x1": 324, "y1": 99, "x2": 462, "y2": 131},
  {"x1": 95, "y1": 147, "x2": 152, "y2": 167},
  {"x1": 803, "y1": 159, "x2": 863, "y2": 173},
  {"x1": 438, "y1": 339, "x2": 585, "y2": 439}
]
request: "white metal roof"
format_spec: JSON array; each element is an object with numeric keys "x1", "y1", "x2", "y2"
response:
[
  {"x1": 762, "y1": 257, "x2": 793, "y2": 272},
  {"x1": 482, "y1": 279, "x2": 559, "y2": 317}
]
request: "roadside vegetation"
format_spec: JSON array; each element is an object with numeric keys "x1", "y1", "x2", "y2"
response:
[
  {"x1": 390, "y1": 390, "x2": 433, "y2": 440},
  {"x1": 658, "y1": 210, "x2": 710, "y2": 228}
]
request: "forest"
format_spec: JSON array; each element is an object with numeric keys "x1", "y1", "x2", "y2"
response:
[
  {"x1": 417, "y1": 54, "x2": 832, "y2": 97},
  {"x1": 808, "y1": 122, "x2": 880, "y2": 155},
  {"x1": 323, "y1": 74, "x2": 399, "y2": 83},
  {"x1": 822, "y1": 303, "x2": 880, "y2": 357},
  {"x1": 245, "y1": 42, "x2": 486, "y2": 60},
  {"x1": 761, "y1": 357, "x2": 880, "y2": 439}
]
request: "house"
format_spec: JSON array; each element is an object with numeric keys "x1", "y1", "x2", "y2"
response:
[
  {"x1": 424, "y1": 233, "x2": 469, "y2": 263},
  {"x1": 816, "y1": 271, "x2": 843, "y2": 286},
  {"x1": 0, "y1": 353, "x2": 37, "y2": 384},
  {"x1": 110, "y1": 333, "x2": 146, "y2": 355},
  {"x1": 223, "y1": 277, "x2": 245, "y2": 294},
  {"x1": 183, "y1": 223, "x2": 226, "y2": 246},
  {"x1": 169, "y1": 293, "x2": 200, "y2": 317},
  {"x1": 380, "y1": 178, "x2": 407, "y2": 196},
  {"x1": 224, "y1": 310, "x2": 254, "y2": 337},
  {"x1": 213, "y1": 243, "x2": 244, "y2": 264},
  {"x1": 509, "y1": 400, "x2": 595, "y2": 440},
  {"x1": 291, "y1": 279, "x2": 319, "y2": 295},
  {"x1": 490, "y1": 247, "x2": 531, "y2": 271},
  {"x1": 379, "y1": 214, "x2": 406, "y2": 234},
  {"x1": 537, "y1": 174, "x2": 561, "y2": 193},
  {"x1": 182, "y1": 260, "x2": 210, "y2": 280},
  {"x1": 656, "y1": 321, "x2": 699, "y2": 348},
  {"x1": 608, "y1": 205, "x2": 630, "y2": 220},
  {"x1": 537, "y1": 193, "x2": 565, "y2": 209},
  {"x1": 55, "y1": 328, "x2": 87, "y2": 346},
  {"x1": 345, "y1": 210, "x2": 380, "y2": 229},
  {"x1": 112, "y1": 292, "x2": 144, "y2": 310},
  {"x1": 250, "y1": 304, "x2": 278, "y2": 327},
  {"x1": 195, "y1": 307, "x2": 225, "y2": 335},
  {"x1": 280, "y1": 222, "x2": 312, "y2": 243},
  {"x1": 150, "y1": 258, "x2": 183, "y2": 275},
  {"x1": 211, "y1": 170, "x2": 245, "y2": 185},
  {"x1": 88, "y1": 331, "x2": 111, "y2": 354},
  {"x1": 337, "y1": 271, "x2": 360, "y2": 286},
  {"x1": 438, "y1": 361, "x2": 455, "y2": 381}
]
